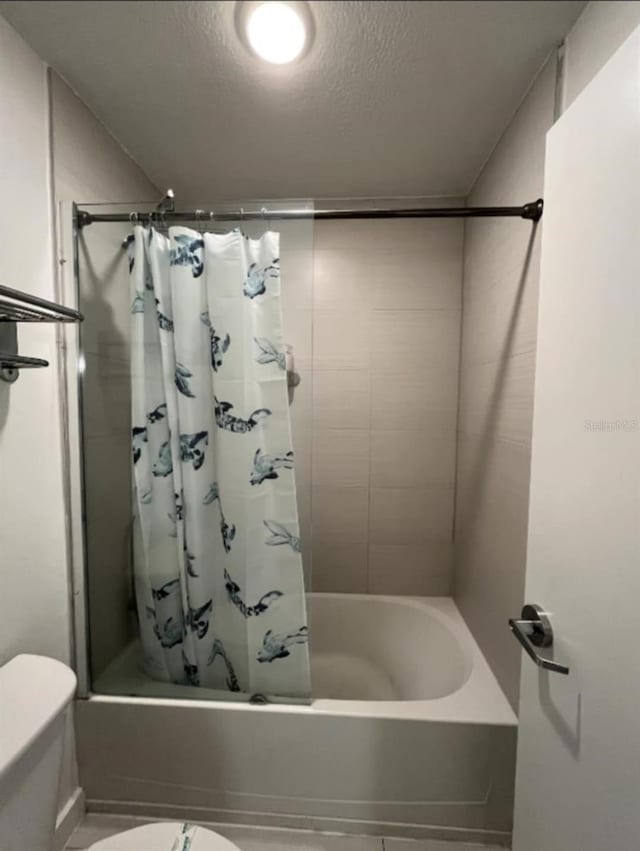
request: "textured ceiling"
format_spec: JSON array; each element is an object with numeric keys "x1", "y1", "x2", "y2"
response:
[{"x1": 1, "y1": 0, "x2": 585, "y2": 201}]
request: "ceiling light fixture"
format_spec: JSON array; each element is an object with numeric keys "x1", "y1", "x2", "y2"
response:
[{"x1": 245, "y1": 1, "x2": 308, "y2": 64}]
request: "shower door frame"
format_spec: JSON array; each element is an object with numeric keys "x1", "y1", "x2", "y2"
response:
[
  {"x1": 60, "y1": 199, "x2": 317, "y2": 700},
  {"x1": 59, "y1": 200, "x2": 91, "y2": 697}
]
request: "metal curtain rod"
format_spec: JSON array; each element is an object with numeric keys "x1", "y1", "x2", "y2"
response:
[{"x1": 75, "y1": 198, "x2": 543, "y2": 227}]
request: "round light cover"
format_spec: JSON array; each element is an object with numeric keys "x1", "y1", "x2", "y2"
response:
[{"x1": 246, "y1": 2, "x2": 307, "y2": 64}]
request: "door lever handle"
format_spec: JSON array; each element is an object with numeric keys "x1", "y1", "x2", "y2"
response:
[{"x1": 509, "y1": 603, "x2": 569, "y2": 675}]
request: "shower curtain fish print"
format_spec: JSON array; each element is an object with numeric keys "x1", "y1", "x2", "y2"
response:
[{"x1": 129, "y1": 225, "x2": 311, "y2": 699}]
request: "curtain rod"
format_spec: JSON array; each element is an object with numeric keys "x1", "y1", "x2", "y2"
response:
[{"x1": 75, "y1": 198, "x2": 543, "y2": 228}]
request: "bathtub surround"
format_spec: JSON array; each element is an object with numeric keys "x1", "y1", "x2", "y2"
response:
[{"x1": 310, "y1": 211, "x2": 463, "y2": 595}]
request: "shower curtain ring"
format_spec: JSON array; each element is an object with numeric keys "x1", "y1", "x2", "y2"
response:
[{"x1": 129, "y1": 211, "x2": 138, "y2": 224}]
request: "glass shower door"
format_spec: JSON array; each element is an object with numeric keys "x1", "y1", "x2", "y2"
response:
[{"x1": 75, "y1": 200, "x2": 314, "y2": 705}]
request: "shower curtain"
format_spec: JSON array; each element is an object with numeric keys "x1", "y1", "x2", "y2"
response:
[{"x1": 128, "y1": 225, "x2": 310, "y2": 699}]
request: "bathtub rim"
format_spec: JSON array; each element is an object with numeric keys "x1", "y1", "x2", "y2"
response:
[{"x1": 89, "y1": 595, "x2": 517, "y2": 727}]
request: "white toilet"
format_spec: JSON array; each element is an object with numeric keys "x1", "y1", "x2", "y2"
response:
[{"x1": 0, "y1": 655, "x2": 241, "y2": 851}]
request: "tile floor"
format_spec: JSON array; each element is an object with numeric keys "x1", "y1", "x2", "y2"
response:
[{"x1": 65, "y1": 814, "x2": 506, "y2": 851}]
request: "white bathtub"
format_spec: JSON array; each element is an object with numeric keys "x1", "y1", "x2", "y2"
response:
[
  {"x1": 77, "y1": 596, "x2": 517, "y2": 844},
  {"x1": 310, "y1": 595, "x2": 515, "y2": 723}
]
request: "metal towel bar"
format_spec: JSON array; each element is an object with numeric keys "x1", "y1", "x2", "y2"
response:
[{"x1": 0, "y1": 284, "x2": 83, "y2": 383}]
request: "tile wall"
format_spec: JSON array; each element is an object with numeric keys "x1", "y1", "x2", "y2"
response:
[
  {"x1": 287, "y1": 208, "x2": 464, "y2": 595},
  {"x1": 452, "y1": 58, "x2": 556, "y2": 711}
]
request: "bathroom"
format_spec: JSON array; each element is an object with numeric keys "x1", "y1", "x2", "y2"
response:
[{"x1": 0, "y1": 1, "x2": 639, "y2": 849}]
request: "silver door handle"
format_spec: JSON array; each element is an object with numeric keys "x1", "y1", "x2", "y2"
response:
[{"x1": 509, "y1": 603, "x2": 570, "y2": 675}]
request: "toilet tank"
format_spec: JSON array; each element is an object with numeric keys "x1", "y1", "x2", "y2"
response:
[{"x1": 0, "y1": 655, "x2": 76, "y2": 851}]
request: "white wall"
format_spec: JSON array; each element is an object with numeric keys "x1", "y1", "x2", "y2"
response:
[
  {"x1": 0, "y1": 11, "x2": 76, "y2": 823},
  {"x1": 0, "y1": 15, "x2": 68, "y2": 673},
  {"x1": 50, "y1": 72, "x2": 158, "y2": 204},
  {"x1": 564, "y1": 1, "x2": 640, "y2": 108}
]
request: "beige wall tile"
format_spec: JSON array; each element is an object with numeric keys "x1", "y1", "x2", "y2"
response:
[
  {"x1": 371, "y1": 253, "x2": 462, "y2": 311},
  {"x1": 289, "y1": 369, "x2": 312, "y2": 437},
  {"x1": 313, "y1": 369, "x2": 370, "y2": 430},
  {"x1": 280, "y1": 249, "x2": 313, "y2": 312},
  {"x1": 311, "y1": 543, "x2": 369, "y2": 593},
  {"x1": 312, "y1": 428, "x2": 370, "y2": 488},
  {"x1": 313, "y1": 309, "x2": 370, "y2": 370},
  {"x1": 370, "y1": 429, "x2": 456, "y2": 488},
  {"x1": 273, "y1": 218, "x2": 315, "y2": 253},
  {"x1": 369, "y1": 543, "x2": 452, "y2": 595},
  {"x1": 454, "y1": 433, "x2": 532, "y2": 710},
  {"x1": 313, "y1": 219, "x2": 378, "y2": 252},
  {"x1": 370, "y1": 487, "x2": 454, "y2": 545},
  {"x1": 313, "y1": 249, "x2": 372, "y2": 310},
  {"x1": 370, "y1": 309, "x2": 460, "y2": 374},
  {"x1": 78, "y1": 227, "x2": 134, "y2": 357},
  {"x1": 357, "y1": 217, "x2": 462, "y2": 252},
  {"x1": 312, "y1": 486, "x2": 369, "y2": 544},
  {"x1": 370, "y1": 220, "x2": 463, "y2": 312},
  {"x1": 460, "y1": 267, "x2": 539, "y2": 367},
  {"x1": 371, "y1": 369, "x2": 459, "y2": 431},
  {"x1": 313, "y1": 200, "x2": 465, "y2": 250},
  {"x1": 282, "y1": 308, "x2": 313, "y2": 372},
  {"x1": 292, "y1": 427, "x2": 312, "y2": 537},
  {"x1": 452, "y1": 57, "x2": 556, "y2": 710},
  {"x1": 457, "y1": 351, "x2": 536, "y2": 446},
  {"x1": 310, "y1": 214, "x2": 463, "y2": 597},
  {"x1": 84, "y1": 433, "x2": 133, "y2": 677},
  {"x1": 82, "y1": 353, "x2": 130, "y2": 439}
]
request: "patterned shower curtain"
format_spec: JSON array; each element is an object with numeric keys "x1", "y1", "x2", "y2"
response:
[{"x1": 128, "y1": 225, "x2": 310, "y2": 699}]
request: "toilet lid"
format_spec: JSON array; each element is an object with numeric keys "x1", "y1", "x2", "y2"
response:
[{"x1": 88, "y1": 822, "x2": 241, "y2": 851}]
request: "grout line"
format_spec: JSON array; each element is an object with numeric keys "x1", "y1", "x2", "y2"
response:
[
  {"x1": 365, "y1": 303, "x2": 374, "y2": 594},
  {"x1": 450, "y1": 216, "x2": 468, "y2": 592}
]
